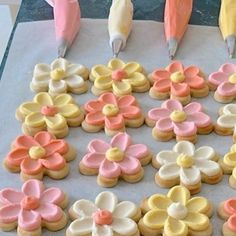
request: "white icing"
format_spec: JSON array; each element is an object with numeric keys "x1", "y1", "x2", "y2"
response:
[
  {"x1": 112, "y1": 201, "x2": 137, "y2": 218},
  {"x1": 72, "y1": 199, "x2": 98, "y2": 218},
  {"x1": 194, "y1": 146, "x2": 215, "y2": 160},
  {"x1": 173, "y1": 141, "x2": 195, "y2": 156},
  {"x1": 95, "y1": 191, "x2": 118, "y2": 212},
  {"x1": 222, "y1": 104, "x2": 236, "y2": 115},
  {"x1": 159, "y1": 163, "x2": 180, "y2": 180},
  {"x1": 156, "y1": 151, "x2": 179, "y2": 165},
  {"x1": 194, "y1": 159, "x2": 221, "y2": 176},
  {"x1": 217, "y1": 114, "x2": 236, "y2": 128},
  {"x1": 167, "y1": 202, "x2": 188, "y2": 220},
  {"x1": 179, "y1": 167, "x2": 201, "y2": 185}
]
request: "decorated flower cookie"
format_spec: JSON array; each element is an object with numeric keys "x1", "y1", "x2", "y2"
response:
[
  {"x1": 146, "y1": 99, "x2": 213, "y2": 143},
  {"x1": 149, "y1": 61, "x2": 209, "y2": 104},
  {"x1": 66, "y1": 191, "x2": 141, "y2": 236},
  {"x1": 89, "y1": 58, "x2": 150, "y2": 96},
  {"x1": 30, "y1": 58, "x2": 89, "y2": 95},
  {"x1": 218, "y1": 198, "x2": 236, "y2": 236},
  {"x1": 15, "y1": 92, "x2": 84, "y2": 138},
  {"x1": 82, "y1": 92, "x2": 144, "y2": 136},
  {"x1": 208, "y1": 63, "x2": 236, "y2": 103},
  {"x1": 153, "y1": 141, "x2": 222, "y2": 194},
  {"x1": 4, "y1": 131, "x2": 76, "y2": 181},
  {"x1": 138, "y1": 185, "x2": 213, "y2": 236},
  {"x1": 0, "y1": 179, "x2": 68, "y2": 236},
  {"x1": 215, "y1": 104, "x2": 236, "y2": 141},
  {"x1": 79, "y1": 132, "x2": 152, "y2": 187}
]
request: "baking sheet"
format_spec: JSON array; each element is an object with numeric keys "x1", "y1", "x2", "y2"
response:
[{"x1": 1, "y1": 19, "x2": 236, "y2": 235}]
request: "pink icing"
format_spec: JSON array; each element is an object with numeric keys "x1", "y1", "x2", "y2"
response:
[
  {"x1": 112, "y1": 69, "x2": 128, "y2": 81},
  {"x1": 21, "y1": 196, "x2": 40, "y2": 210},
  {"x1": 93, "y1": 210, "x2": 113, "y2": 225},
  {"x1": 41, "y1": 106, "x2": 58, "y2": 116},
  {"x1": 224, "y1": 199, "x2": 236, "y2": 215},
  {"x1": 217, "y1": 82, "x2": 236, "y2": 96}
]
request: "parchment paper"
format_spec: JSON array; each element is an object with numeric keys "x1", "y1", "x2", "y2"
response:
[{"x1": 1, "y1": 19, "x2": 236, "y2": 235}]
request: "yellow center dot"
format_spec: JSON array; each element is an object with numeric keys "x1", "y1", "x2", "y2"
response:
[
  {"x1": 102, "y1": 104, "x2": 119, "y2": 117},
  {"x1": 170, "y1": 110, "x2": 187, "y2": 122},
  {"x1": 50, "y1": 68, "x2": 66, "y2": 81},
  {"x1": 29, "y1": 146, "x2": 46, "y2": 160},
  {"x1": 176, "y1": 154, "x2": 194, "y2": 168},
  {"x1": 170, "y1": 71, "x2": 185, "y2": 83},
  {"x1": 106, "y1": 147, "x2": 124, "y2": 162},
  {"x1": 229, "y1": 73, "x2": 236, "y2": 84}
]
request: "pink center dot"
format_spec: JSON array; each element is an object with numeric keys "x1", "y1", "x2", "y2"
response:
[
  {"x1": 111, "y1": 69, "x2": 128, "y2": 81},
  {"x1": 41, "y1": 106, "x2": 58, "y2": 116},
  {"x1": 93, "y1": 209, "x2": 113, "y2": 225},
  {"x1": 21, "y1": 196, "x2": 40, "y2": 210}
]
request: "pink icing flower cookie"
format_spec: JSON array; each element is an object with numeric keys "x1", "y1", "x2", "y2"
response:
[
  {"x1": 208, "y1": 63, "x2": 236, "y2": 103},
  {"x1": 0, "y1": 179, "x2": 68, "y2": 236},
  {"x1": 218, "y1": 198, "x2": 236, "y2": 236},
  {"x1": 149, "y1": 61, "x2": 209, "y2": 104},
  {"x1": 146, "y1": 99, "x2": 213, "y2": 143},
  {"x1": 4, "y1": 131, "x2": 76, "y2": 181},
  {"x1": 66, "y1": 191, "x2": 141, "y2": 236},
  {"x1": 79, "y1": 132, "x2": 152, "y2": 187},
  {"x1": 82, "y1": 92, "x2": 144, "y2": 136}
]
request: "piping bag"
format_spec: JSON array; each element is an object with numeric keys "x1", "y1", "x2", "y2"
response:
[
  {"x1": 164, "y1": 0, "x2": 193, "y2": 59},
  {"x1": 45, "y1": 0, "x2": 81, "y2": 58}
]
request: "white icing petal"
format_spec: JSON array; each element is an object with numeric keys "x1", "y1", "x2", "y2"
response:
[
  {"x1": 49, "y1": 80, "x2": 67, "y2": 93},
  {"x1": 72, "y1": 199, "x2": 98, "y2": 218},
  {"x1": 158, "y1": 163, "x2": 180, "y2": 180},
  {"x1": 66, "y1": 64, "x2": 86, "y2": 76},
  {"x1": 51, "y1": 58, "x2": 68, "y2": 70},
  {"x1": 33, "y1": 63, "x2": 51, "y2": 76},
  {"x1": 31, "y1": 77, "x2": 49, "y2": 89},
  {"x1": 173, "y1": 141, "x2": 195, "y2": 156},
  {"x1": 217, "y1": 114, "x2": 236, "y2": 128},
  {"x1": 68, "y1": 218, "x2": 93, "y2": 235},
  {"x1": 194, "y1": 160, "x2": 220, "y2": 176},
  {"x1": 92, "y1": 225, "x2": 113, "y2": 236},
  {"x1": 95, "y1": 192, "x2": 118, "y2": 212},
  {"x1": 180, "y1": 167, "x2": 201, "y2": 185},
  {"x1": 193, "y1": 146, "x2": 215, "y2": 160},
  {"x1": 156, "y1": 151, "x2": 179, "y2": 165},
  {"x1": 66, "y1": 75, "x2": 85, "y2": 88},
  {"x1": 111, "y1": 217, "x2": 137, "y2": 235},
  {"x1": 113, "y1": 201, "x2": 137, "y2": 218},
  {"x1": 222, "y1": 104, "x2": 236, "y2": 115}
]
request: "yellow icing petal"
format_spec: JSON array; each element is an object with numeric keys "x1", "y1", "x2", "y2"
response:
[
  {"x1": 164, "y1": 217, "x2": 188, "y2": 236},
  {"x1": 34, "y1": 92, "x2": 53, "y2": 106},
  {"x1": 57, "y1": 104, "x2": 81, "y2": 118},
  {"x1": 123, "y1": 62, "x2": 142, "y2": 75},
  {"x1": 186, "y1": 197, "x2": 209, "y2": 214},
  {"x1": 224, "y1": 152, "x2": 236, "y2": 167},
  {"x1": 108, "y1": 58, "x2": 125, "y2": 70},
  {"x1": 53, "y1": 94, "x2": 73, "y2": 106},
  {"x1": 183, "y1": 212, "x2": 209, "y2": 231},
  {"x1": 143, "y1": 209, "x2": 167, "y2": 229},
  {"x1": 112, "y1": 81, "x2": 132, "y2": 96},
  {"x1": 91, "y1": 65, "x2": 112, "y2": 78},
  {"x1": 124, "y1": 72, "x2": 147, "y2": 87},
  {"x1": 94, "y1": 76, "x2": 113, "y2": 90},
  {"x1": 20, "y1": 102, "x2": 41, "y2": 115},
  {"x1": 25, "y1": 112, "x2": 45, "y2": 127},
  {"x1": 44, "y1": 114, "x2": 67, "y2": 129},
  {"x1": 231, "y1": 144, "x2": 236, "y2": 153},
  {"x1": 232, "y1": 167, "x2": 236, "y2": 179},
  {"x1": 148, "y1": 194, "x2": 172, "y2": 211},
  {"x1": 167, "y1": 186, "x2": 190, "y2": 206}
]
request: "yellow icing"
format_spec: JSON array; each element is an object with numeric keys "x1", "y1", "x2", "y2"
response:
[
  {"x1": 108, "y1": 58, "x2": 126, "y2": 70},
  {"x1": 170, "y1": 71, "x2": 185, "y2": 83},
  {"x1": 29, "y1": 146, "x2": 46, "y2": 159},
  {"x1": 165, "y1": 217, "x2": 188, "y2": 236},
  {"x1": 224, "y1": 152, "x2": 236, "y2": 167},
  {"x1": 232, "y1": 167, "x2": 236, "y2": 178},
  {"x1": 143, "y1": 210, "x2": 167, "y2": 229},
  {"x1": 186, "y1": 197, "x2": 209, "y2": 213},
  {"x1": 25, "y1": 113, "x2": 45, "y2": 127},
  {"x1": 177, "y1": 154, "x2": 194, "y2": 168},
  {"x1": 231, "y1": 144, "x2": 236, "y2": 153},
  {"x1": 106, "y1": 147, "x2": 124, "y2": 162},
  {"x1": 92, "y1": 65, "x2": 112, "y2": 78},
  {"x1": 102, "y1": 104, "x2": 119, "y2": 117},
  {"x1": 183, "y1": 212, "x2": 209, "y2": 231},
  {"x1": 229, "y1": 73, "x2": 236, "y2": 84},
  {"x1": 167, "y1": 186, "x2": 190, "y2": 206},
  {"x1": 148, "y1": 194, "x2": 172, "y2": 210},
  {"x1": 170, "y1": 110, "x2": 187, "y2": 123},
  {"x1": 50, "y1": 68, "x2": 66, "y2": 81}
]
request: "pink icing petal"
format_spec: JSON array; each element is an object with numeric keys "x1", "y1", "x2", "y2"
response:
[
  {"x1": 118, "y1": 95, "x2": 136, "y2": 108},
  {"x1": 152, "y1": 69, "x2": 171, "y2": 81},
  {"x1": 81, "y1": 153, "x2": 106, "y2": 169},
  {"x1": 111, "y1": 133, "x2": 132, "y2": 151},
  {"x1": 99, "y1": 159, "x2": 121, "y2": 178},
  {"x1": 224, "y1": 198, "x2": 236, "y2": 215},
  {"x1": 170, "y1": 82, "x2": 190, "y2": 97},
  {"x1": 152, "y1": 78, "x2": 171, "y2": 92},
  {"x1": 85, "y1": 111, "x2": 105, "y2": 125},
  {"x1": 208, "y1": 72, "x2": 229, "y2": 86},
  {"x1": 185, "y1": 75, "x2": 205, "y2": 89},
  {"x1": 36, "y1": 203, "x2": 62, "y2": 222},
  {"x1": 40, "y1": 188, "x2": 64, "y2": 204},
  {"x1": 41, "y1": 153, "x2": 66, "y2": 171},
  {"x1": 217, "y1": 82, "x2": 236, "y2": 96},
  {"x1": 184, "y1": 65, "x2": 199, "y2": 78},
  {"x1": 162, "y1": 99, "x2": 183, "y2": 111},
  {"x1": 44, "y1": 140, "x2": 68, "y2": 156},
  {"x1": 14, "y1": 135, "x2": 39, "y2": 148},
  {"x1": 227, "y1": 214, "x2": 236, "y2": 232},
  {"x1": 125, "y1": 144, "x2": 148, "y2": 159},
  {"x1": 34, "y1": 131, "x2": 53, "y2": 147},
  {"x1": 18, "y1": 209, "x2": 41, "y2": 231},
  {"x1": 155, "y1": 117, "x2": 173, "y2": 132},
  {"x1": 0, "y1": 189, "x2": 24, "y2": 204},
  {"x1": 220, "y1": 63, "x2": 236, "y2": 75},
  {"x1": 166, "y1": 61, "x2": 184, "y2": 73},
  {"x1": 186, "y1": 112, "x2": 211, "y2": 127},
  {"x1": 88, "y1": 140, "x2": 111, "y2": 153},
  {"x1": 7, "y1": 148, "x2": 29, "y2": 166},
  {"x1": 21, "y1": 158, "x2": 43, "y2": 175},
  {"x1": 148, "y1": 108, "x2": 171, "y2": 121},
  {"x1": 99, "y1": 93, "x2": 118, "y2": 105},
  {"x1": 0, "y1": 204, "x2": 21, "y2": 224},
  {"x1": 119, "y1": 105, "x2": 141, "y2": 119},
  {"x1": 105, "y1": 114, "x2": 124, "y2": 130},
  {"x1": 183, "y1": 102, "x2": 202, "y2": 114},
  {"x1": 118, "y1": 156, "x2": 141, "y2": 175},
  {"x1": 22, "y1": 179, "x2": 44, "y2": 198},
  {"x1": 173, "y1": 121, "x2": 197, "y2": 136},
  {"x1": 84, "y1": 100, "x2": 105, "y2": 113}
]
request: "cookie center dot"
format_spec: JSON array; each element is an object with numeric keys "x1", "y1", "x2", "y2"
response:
[
  {"x1": 170, "y1": 71, "x2": 185, "y2": 83},
  {"x1": 177, "y1": 154, "x2": 194, "y2": 168},
  {"x1": 170, "y1": 110, "x2": 186, "y2": 122},
  {"x1": 93, "y1": 209, "x2": 113, "y2": 225},
  {"x1": 229, "y1": 73, "x2": 236, "y2": 84},
  {"x1": 21, "y1": 196, "x2": 40, "y2": 210},
  {"x1": 50, "y1": 68, "x2": 66, "y2": 81},
  {"x1": 102, "y1": 104, "x2": 119, "y2": 117},
  {"x1": 167, "y1": 202, "x2": 187, "y2": 220},
  {"x1": 106, "y1": 147, "x2": 124, "y2": 162},
  {"x1": 41, "y1": 105, "x2": 58, "y2": 116},
  {"x1": 29, "y1": 146, "x2": 46, "y2": 160},
  {"x1": 111, "y1": 69, "x2": 128, "y2": 81}
]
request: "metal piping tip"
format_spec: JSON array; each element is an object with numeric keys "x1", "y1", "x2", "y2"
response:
[
  {"x1": 112, "y1": 38, "x2": 123, "y2": 58},
  {"x1": 57, "y1": 39, "x2": 69, "y2": 58},
  {"x1": 226, "y1": 35, "x2": 236, "y2": 59},
  {"x1": 168, "y1": 38, "x2": 178, "y2": 60}
]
